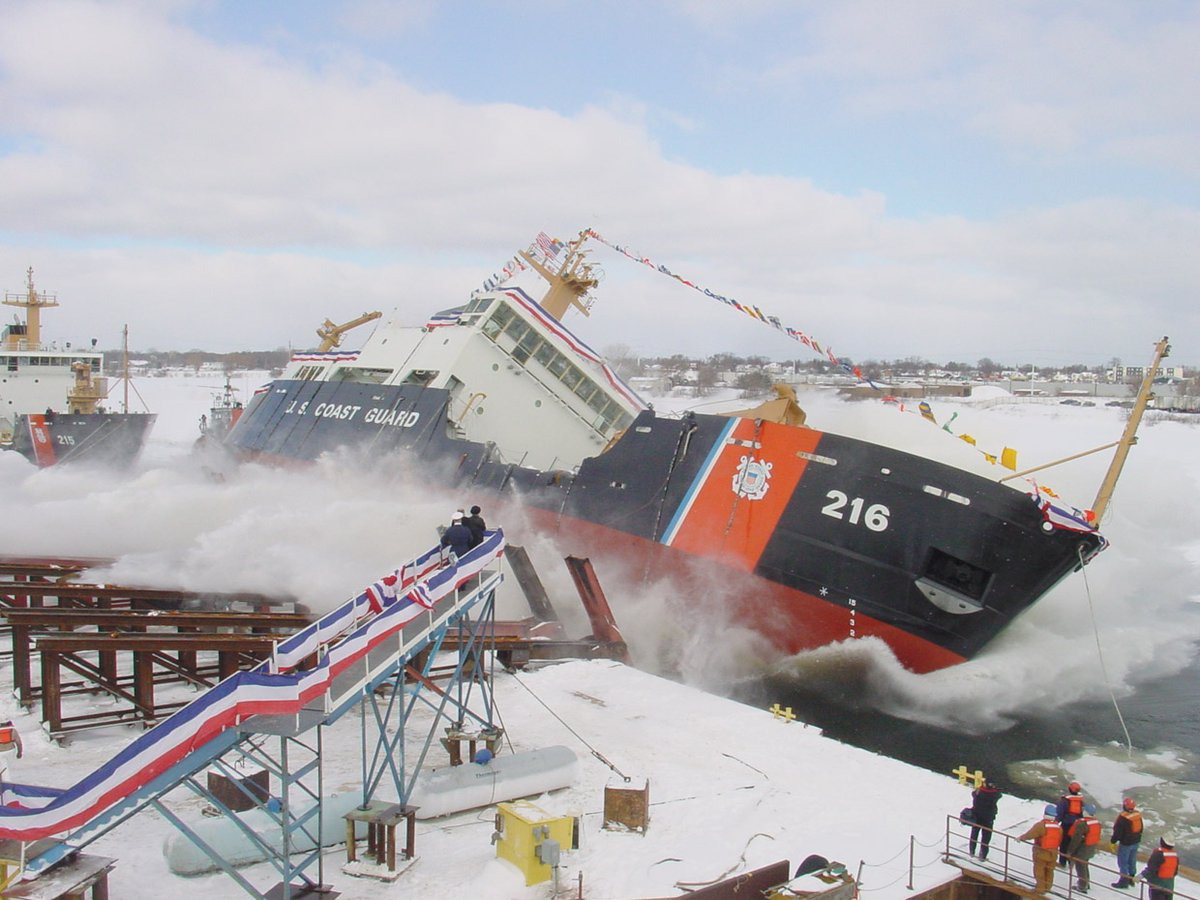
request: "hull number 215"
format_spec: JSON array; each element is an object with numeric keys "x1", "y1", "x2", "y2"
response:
[{"x1": 821, "y1": 490, "x2": 890, "y2": 532}]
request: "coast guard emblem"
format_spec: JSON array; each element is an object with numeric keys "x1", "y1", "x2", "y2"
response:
[{"x1": 732, "y1": 455, "x2": 772, "y2": 500}]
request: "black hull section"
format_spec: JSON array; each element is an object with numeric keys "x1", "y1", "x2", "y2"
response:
[
  {"x1": 8, "y1": 412, "x2": 157, "y2": 468},
  {"x1": 226, "y1": 380, "x2": 1103, "y2": 670}
]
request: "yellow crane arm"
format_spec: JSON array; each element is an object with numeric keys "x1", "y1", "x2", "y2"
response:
[{"x1": 315, "y1": 311, "x2": 382, "y2": 352}]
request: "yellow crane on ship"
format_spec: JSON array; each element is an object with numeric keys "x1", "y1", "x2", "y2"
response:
[{"x1": 315, "y1": 311, "x2": 381, "y2": 352}]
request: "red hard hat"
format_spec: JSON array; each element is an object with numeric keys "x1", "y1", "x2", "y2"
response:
[
  {"x1": 1123, "y1": 797, "x2": 1136, "y2": 811},
  {"x1": 1069, "y1": 781, "x2": 1081, "y2": 793}
]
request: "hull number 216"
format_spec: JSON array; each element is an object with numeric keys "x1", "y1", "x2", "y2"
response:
[{"x1": 821, "y1": 490, "x2": 890, "y2": 532}]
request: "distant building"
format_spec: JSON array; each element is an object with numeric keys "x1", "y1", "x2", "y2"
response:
[{"x1": 1108, "y1": 365, "x2": 1183, "y2": 382}]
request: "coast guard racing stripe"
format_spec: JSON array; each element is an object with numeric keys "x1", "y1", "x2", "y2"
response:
[
  {"x1": 660, "y1": 418, "x2": 821, "y2": 570},
  {"x1": 26, "y1": 415, "x2": 57, "y2": 466}
]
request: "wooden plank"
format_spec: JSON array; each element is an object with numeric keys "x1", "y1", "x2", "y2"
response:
[
  {"x1": 36, "y1": 634, "x2": 284, "y2": 652},
  {"x1": 1, "y1": 609, "x2": 309, "y2": 628},
  {"x1": 0, "y1": 582, "x2": 294, "y2": 607},
  {"x1": 2, "y1": 853, "x2": 116, "y2": 899},
  {"x1": 40, "y1": 650, "x2": 61, "y2": 734},
  {"x1": 504, "y1": 544, "x2": 562, "y2": 625}
]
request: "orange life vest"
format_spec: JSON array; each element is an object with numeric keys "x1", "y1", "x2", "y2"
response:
[
  {"x1": 1039, "y1": 820, "x2": 1063, "y2": 850},
  {"x1": 1062, "y1": 793, "x2": 1084, "y2": 816},
  {"x1": 1120, "y1": 810, "x2": 1144, "y2": 836},
  {"x1": 1158, "y1": 850, "x2": 1179, "y2": 879},
  {"x1": 1072, "y1": 816, "x2": 1102, "y2": 846}
]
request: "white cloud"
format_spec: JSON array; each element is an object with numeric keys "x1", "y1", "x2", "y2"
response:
[{"x1": 0, "y1": 1, "x2": 1197, "y2": 365}]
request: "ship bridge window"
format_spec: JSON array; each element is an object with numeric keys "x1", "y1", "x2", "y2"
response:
[
  {"x1": 512, "y1": 330, "x2": 540, "y2": 364},
  {"x1": 560, "y1": 364, "x2": 583, "y2": 390},
  {"x1": 482, "y1": 303, "x2": 514, "y2": 339},
  {"x1": 295, "y1": 365, "x2": 324, "y2": 381},
  {"x1": 463, "y1": 296, "x2": 493, "y2": 315},
  {"x1": 3, "y1": 356, "x2": 14, "y2": 371},
  {"x1": 402, "y1": 369, "x2": 439, "y2": 386},
  {"x1": 503, "y1": 316, "x2": 531, "y2": 344},
  {"x1": 574, "y1": 379, "x2": 597, "y2": 404},
  {"x1": 533, "y1": 342, "x2": 554, "y2": 367}
]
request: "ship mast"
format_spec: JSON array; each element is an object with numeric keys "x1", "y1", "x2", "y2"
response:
[
  {"x1": 3, "y1": 267, "x2": 59, "y2": 349},
  {"x1": 1091, "y1": 336, "x2": 1170, "y2": 522},
  {"x1": 517, "y1": 230, "x2": 598, "y2": 321},
  {"x1": 122, "y1": 324, "x2": 130, "y2": 414}
]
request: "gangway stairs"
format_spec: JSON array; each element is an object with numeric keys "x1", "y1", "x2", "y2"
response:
[{"x1": 0, "y1": 530, "x2": 507, "y2": 897}]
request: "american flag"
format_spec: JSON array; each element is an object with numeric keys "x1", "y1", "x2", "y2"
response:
[{"x1": 535, "y1": 231, "x2": 562, "y2": 260}]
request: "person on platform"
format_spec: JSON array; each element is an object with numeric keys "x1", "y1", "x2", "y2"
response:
[
  {"x1": 1019, "y1": 804, "x2": 1063, "y2": 894},
  {"x1": 440, "y1": 510, "x2": 473, "y2": 563},
  {"x1": 1141, "y1": 835, "x2": 1179, "y2": 900},
  {"x1": 968, "y1": 779, "x2": 1002, "y2": 860},
  {"x1": 1066, "y1": 803, "x2": 1102, "y2": 893},
  {"x1": 1111, "y1": 797, "x2": 1144, "y2": 888},
  {"x1": 463, "y1": 505, "x2": 486, "y2": 549},
  {"x1": 1057, "y1": 780, "x2": 1087, "y2": 866}
]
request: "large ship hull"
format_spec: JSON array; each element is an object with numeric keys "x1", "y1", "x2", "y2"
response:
[
  {"x1": 7, "y1": 412, "x2": 157, "y2": 468},
  {"x1": 227, "y1": 379, "x2": 1103, "y2": 672}
]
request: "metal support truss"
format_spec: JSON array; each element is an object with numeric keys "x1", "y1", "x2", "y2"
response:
[
  {"x1": 151, "y1": 723, "x2": 330, "y2": 899},
  {"x1": 356, "y1": 584, "x2": 502, "y2": 811}
]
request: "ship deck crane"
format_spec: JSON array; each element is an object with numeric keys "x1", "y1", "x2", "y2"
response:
[{"x1": 315, "y1": 311, "x2": 382, "y2": 352}]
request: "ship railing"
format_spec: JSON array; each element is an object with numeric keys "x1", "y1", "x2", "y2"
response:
[{"x1": 943, "y1": 814, "x2": 1199, "y2": 899}]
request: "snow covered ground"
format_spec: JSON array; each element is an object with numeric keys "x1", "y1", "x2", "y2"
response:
[{"x1": 2, "y1": 372, "x2": 1199, "y2": 897}]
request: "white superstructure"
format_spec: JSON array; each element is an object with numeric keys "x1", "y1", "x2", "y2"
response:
[
  {"x1": 1, "y1": 269, "x2": 108, "y2": 442},
  {"x1": 279, "y1": 286, "x2": 645, "y2": 473}
]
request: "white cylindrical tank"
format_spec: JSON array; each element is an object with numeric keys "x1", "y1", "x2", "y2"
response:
[
  {"x1": 163, "y1": 791, "x2": 379, "y2": 876},
  {"x1": 409, "y1": 745, "x2": 578, "y2": 819}
]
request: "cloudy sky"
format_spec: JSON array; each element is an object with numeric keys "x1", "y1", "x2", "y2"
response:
[{"x1": 1, "y1": 0, "x2": 1197, "y2": 367}]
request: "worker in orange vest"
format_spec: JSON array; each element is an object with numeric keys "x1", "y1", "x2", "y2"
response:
[
  {"x1": 1020, "y1": 804, "x2": 1064, "y2": 894},
  {"x1": 1141, "y1": 835, "x2": 1179, "y2": 900},
  {"x1": 1066, "y1": 803, "x2": 1102, "y2": 893},
  {"x1": 1111, "y1": 797, "x2": 1144, "y2": 888},
  {"x1": 0, "y1": 721, "x2": 21, "y2": 759},
  {"x1": 1056, "y1": 780, "x2": 1086, "y2": 866}
]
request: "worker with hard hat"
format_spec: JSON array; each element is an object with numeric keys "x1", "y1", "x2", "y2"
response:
[
  {"x1": 1141, "y1": 834, "x2": 1179, "y2": 900},
  {"x1": 1110, "y1": 797, "x2": 1144, "y2": 888},
  {"x1": 1066, "y1": 803, "x2": 1102, "y2": 893},
  {"x1": 1056, "y1": 780, "x2": 1087, "y2": 866},
  {"x1": 1020, "y1": 803, "x2": 1064, "y2": 894}
]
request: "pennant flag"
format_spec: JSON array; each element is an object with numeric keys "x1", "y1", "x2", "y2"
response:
[
  {"x1": 1000, "y1": 447, "x2": 1017, "y2": 471},
  {"x1": 919, "y1": 401, "x2": 937, "y2": 424},
  {"x1": 585, "y1": 229, "x2": 871, "y2": 384}
]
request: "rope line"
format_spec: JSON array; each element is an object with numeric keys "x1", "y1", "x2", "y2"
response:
[
  {"x1": 857, "y1": 871, "x2": 908, "y2": 892},
  {"x1": 672, "y1": 832, "x2": 775, "y2": 889},
  {"x1": 1078, "y1": 544, "x2": 1134, "y2": 754},
  {"x1": 509, "y1": 671, "x2": 630, "y2": 781},
  {"x1": 859, "y1": 843, "x2": 911, "y2": 868}
]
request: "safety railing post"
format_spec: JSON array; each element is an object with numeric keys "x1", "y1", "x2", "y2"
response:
[{"x1": 908, "y1": 834, "x2": 914, "y2": 891}]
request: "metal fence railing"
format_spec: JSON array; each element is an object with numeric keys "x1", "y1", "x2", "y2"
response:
[{"x1": 942, "y1": 815, "x2": 1196, "y2": 900}]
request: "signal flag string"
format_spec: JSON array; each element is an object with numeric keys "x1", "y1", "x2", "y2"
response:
[{"x1": 585, "y1": 229, "x2": 870, "y2": 385}]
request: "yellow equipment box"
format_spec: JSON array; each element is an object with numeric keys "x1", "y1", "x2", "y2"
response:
[{"x1": 493, "y1": 799, "x2": 578, "y2": 886}]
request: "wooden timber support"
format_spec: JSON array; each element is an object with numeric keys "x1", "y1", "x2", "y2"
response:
[
  {"x1": 35, "y1": 633, "x2": 289, "y2": 738},
  {"x1": 433, "y1": 547, "x2": 629, "y2": 669},
  {"x1": 0, "y1": 580, "x2": 296, "y2": 613},
  {"x1": 564, "y1": 555, "x2": 629, "y2": 662},
  {"x1": 2, "y1": 608, "x2": 310, "y2": 711}
]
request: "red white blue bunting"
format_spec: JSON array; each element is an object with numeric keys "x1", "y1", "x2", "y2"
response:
[{"x1": 0, "y1": 531, "x2": 506, "y2": 842}]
